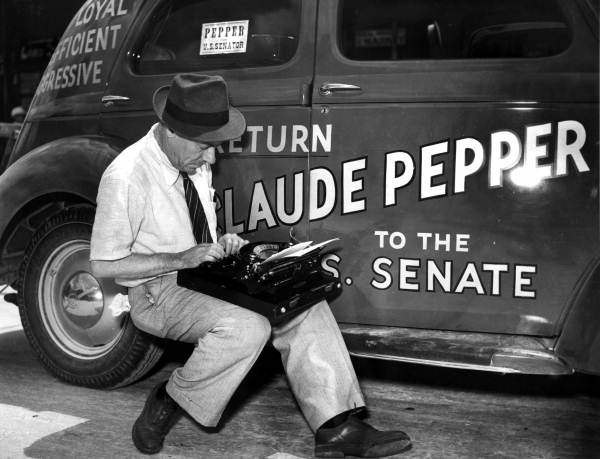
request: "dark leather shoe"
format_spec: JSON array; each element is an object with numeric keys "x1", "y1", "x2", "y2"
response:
[
  {"x1": 132, "y1": 381, "x2": 181, "y2": 454},
  {"x1": 315, "y1": 416, "x2": 411, "y2": 457}
]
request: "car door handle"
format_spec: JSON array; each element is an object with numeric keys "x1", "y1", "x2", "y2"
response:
[
  {"x1": 319, "y1": 83, "x2": 362, "y2": 96},
  {"x1": 101, "y1": 95, "x2": 131, "y2": 106}
]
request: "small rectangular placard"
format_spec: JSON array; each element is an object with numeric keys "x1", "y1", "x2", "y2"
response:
[
  {"x1": 200, "y1": 20, "x2": 249, "y2": 55},
  {"x1": 355, "y1": 28, "x2": 406, "y2": 48}
]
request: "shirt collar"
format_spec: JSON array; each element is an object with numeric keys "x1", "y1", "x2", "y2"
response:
[{"x1": 148, "y1": 123, "x2": 180, "y2": 188}]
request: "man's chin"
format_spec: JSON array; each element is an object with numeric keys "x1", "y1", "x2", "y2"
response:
[{"x1": 186, "y1": 165, "x2": 202, "y2": 174}]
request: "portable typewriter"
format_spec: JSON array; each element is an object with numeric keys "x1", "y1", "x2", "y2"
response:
[{"x1": 177, "y1": 240, "x2": 342, "y2": 324}]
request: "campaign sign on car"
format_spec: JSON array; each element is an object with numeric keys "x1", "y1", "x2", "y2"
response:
[{"x1": 200, "y1": 20, "x2": 249, "y2": 55}]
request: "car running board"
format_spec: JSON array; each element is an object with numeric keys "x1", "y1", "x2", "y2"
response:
[{"x1": 340, "y1": 324, "x2": 572, "y2": 375}]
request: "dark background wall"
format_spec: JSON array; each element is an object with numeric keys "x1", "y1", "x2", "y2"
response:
[{"x1": 0, "y1": 0, "x2": 83, "y2": 121}]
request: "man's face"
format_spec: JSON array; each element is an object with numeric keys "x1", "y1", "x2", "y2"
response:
[{"x1": 167, "y1": 132, "x2": 220, "y2": 175}]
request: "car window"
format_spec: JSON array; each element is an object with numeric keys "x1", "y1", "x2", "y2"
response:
[
  {"x1": 134, "y1": 0, "x2": 301, "y2": 74},
  {"x1": 339, "y1": 0, "x2": 571, "y2": 60}
]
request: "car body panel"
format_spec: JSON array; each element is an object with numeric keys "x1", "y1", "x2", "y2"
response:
[
  {"x1": 307, "y1": 0, "x2": 599, "y2": 336},
  {"x1": 555, "y1": 257, "x2": 600, "y2": 374},
  {"x1": 0, "y1": 137, "x2": 119, "y2": 236},
  {"x1": 27, "y1": 0, "x2": 142, "y2": 120},
  {"x1": 1, "y1": 0, "x2": 598, "y2": 374}
]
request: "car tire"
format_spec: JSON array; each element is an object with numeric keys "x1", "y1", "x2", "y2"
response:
[{"x1": 17, "y1": 206, "x2": 164, "y2": 388}]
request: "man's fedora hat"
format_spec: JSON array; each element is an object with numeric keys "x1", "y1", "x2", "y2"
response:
[{"x1": 153, "y1": 74, "x2": 246, "y2": 143}]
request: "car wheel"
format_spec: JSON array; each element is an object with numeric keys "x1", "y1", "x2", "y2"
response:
[{"x1": 17, "y1": 206, "x2": 164, "y2": 388}]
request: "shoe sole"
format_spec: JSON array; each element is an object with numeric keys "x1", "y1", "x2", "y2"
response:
[{"x1": 315, "y1": 439, "x2": 412, "y2": 458}]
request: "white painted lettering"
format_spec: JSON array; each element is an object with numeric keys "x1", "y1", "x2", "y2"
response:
[
  {"x1": 426, "y1": 260, "x2": 452, "y2": 292},
  {"x1": 489, "y1": 131, "x2": 521, "y2": 187},
  {"x1": 322, "y1": 254, "x2": 340, "y2": 278},
  {"x1": 455, "y1": 263, "x2": 485, "y2": 294},
  {"x1": 95, "y1": 0, "x2": 109, "y2": 20},
  {"x1": 399, "y1": 259, "x2": 420, "y2": 291},
  {"x1": 371, "y1": 257, "x2": 393, "y2": 289},
  {"x1": 417, "y1": 232, "x2": 432, "y2": 250},
  {"x1": 224, "y1": 188, "x2": 244, "y2": 233},
  {"x1": 291, "y1": 125, "x2": 309, "y2": 153},
  {"x1": 374, "y1": 231, "x2": 389, "y2": 248},
  {"x1": 420, "y1": 141, "x2": 448, "y2": 199},
  {"x1": 117, "y1": 0, "x2": 128, "y2": 15},
  {"x1": 309, "y1": 168, "x2": 336, "y2": 220},
  {"x1": 524, "y1": 123, "x2": 553, "y2": 180},
  {"x1": 342, "y1": 158, "x2": 366, "y2": 214},
  {"x1": 92, "y1": 60, "x2": 102, "y2": 84},
  {"x1": 109, "y1": 24, "x2": 122, "y2": 49},
  {"x1": 247, "y1": 182, "x2": 277, "y2": 231},
  {"x1": 82, "y1": 3, "x2": 95, "y2": 24},
  {"x1": 482, "y1": 263, "x2": 509, "y2": 296},
  {"x1": 276, "y1": 172, "x2": 303, "y2": 225},
  {"x1": 455, "y1": 234, "x2": 470, "y2": 252},
  {"x1": 454, "y1": 137, "x2": 485, "y2": 194},
  {"x1": 556, "y1": 120, "x2": 589, "y2": 176},
  {"x1": 267, "y1": 125, "x2": 286, "y2": 153},
  {"x1": 228, "y1": 137, "x2": 242, "y2": 153},
  {"x1": 515, "y1": 265, "x2": 537, "y2": 298},
  {"x1": 312, "y1": 124, "x2": 332, "y2": 153},
  {"x1": 96, "y1": 26, "x2": 108, "y2": 51},
  {"x1": 384, "y1": 151, "x2": 414, "y2": 206},
  {"x1": 434, "y1": 233, "x2": 451, "y2": 252},
  {"x1": 85, "y1": 29, "x2": 96, "y2": 53},
  {"x1": 103, "y1": 0, "x2": 116, "y2": 18},
  {"x1": 389, "y1": 232, "x2": 406, "y2": 250},
  {"x1": 247, "y1": 126, "x2": 263, "y2": 153}
]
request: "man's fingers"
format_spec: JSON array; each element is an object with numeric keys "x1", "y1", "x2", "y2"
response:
[
  {"x1": 212, "y1": 244, "x2": 225, "y2": 258},
  {"x1": 225, "y1": 237, "x2": 243, "y2": 255},
  {"x1": 196, "y1": 244, "x2": 225, "y2": 263},
  {"x1": 215, "y1": 236, "x2": 249, "y2": 256},
  {"x1": 225, "y1": 238, "x2": 235, "y2": 255}
]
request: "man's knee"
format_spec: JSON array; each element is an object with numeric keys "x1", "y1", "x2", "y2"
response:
[
  {"x1": 212, "y1": 311, "x2": 271, "y2": 352},
  {"x1": 241, "y1": 313, "x2": 271, "y2": 349}
]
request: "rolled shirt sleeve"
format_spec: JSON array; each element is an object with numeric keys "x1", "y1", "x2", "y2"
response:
[{"x1": 90, "y1": 168, "x2": 145, "y2": 261}]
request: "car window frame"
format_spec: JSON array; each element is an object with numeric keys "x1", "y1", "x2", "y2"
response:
[
  {"x1": 331, "y1": 0, "x2": 582, "y2": 71},
  {"x1": 128, "y1": 0, "x2": 306, "y2": 77},
  {"x1": 312, "y1": 0, "x2": 597, "y2": 106}
]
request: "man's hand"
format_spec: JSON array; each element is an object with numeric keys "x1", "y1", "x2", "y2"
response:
[
  {"x1": 180, "y1": 243, "x2": 226, "y2": 268},
  {"x1": 218, "y1": 233, "x2": 249, "y2": 256}
]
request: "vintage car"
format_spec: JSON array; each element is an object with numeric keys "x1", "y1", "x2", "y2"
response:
[{"x1": 0, "y1": 0, "x2": 598, "y2": 388}]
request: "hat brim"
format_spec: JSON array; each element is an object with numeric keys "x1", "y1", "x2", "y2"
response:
[{"x1": 152, "y1": 85, "x2": 246, "y2": 143}]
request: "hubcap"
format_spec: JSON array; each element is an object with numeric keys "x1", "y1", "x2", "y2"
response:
[{"x1": 39, "y1": 239, "x2": 127, "y2": 359}]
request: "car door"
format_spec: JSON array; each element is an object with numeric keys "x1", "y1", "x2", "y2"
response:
[
  {"x1": 310, "y1": 0, "x2": 599, "y2": 335},
  {"x1": 101, "y1": 0, "x2": 317, "y2": 241}
]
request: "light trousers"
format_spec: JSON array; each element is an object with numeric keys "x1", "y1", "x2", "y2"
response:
[{"x1": 128, "y1": 273, "x2": 365, "y2": 430}]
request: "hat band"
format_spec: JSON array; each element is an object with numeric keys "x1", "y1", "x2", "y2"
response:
[{"x1": 165, "y1": 99, "x2": 229, "y2": 126}]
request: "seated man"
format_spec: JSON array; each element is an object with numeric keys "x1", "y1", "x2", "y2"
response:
[{"x1": 90, "y1": 73, "x2": 412, "y2": 457}]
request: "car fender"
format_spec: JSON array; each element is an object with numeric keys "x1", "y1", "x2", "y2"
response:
[
  {"x1": 0, "y1": 135, "x2": 122, "y2": 248},
  {"x1": 555, "y1": 256, "x2": 600, "y2": 375}
]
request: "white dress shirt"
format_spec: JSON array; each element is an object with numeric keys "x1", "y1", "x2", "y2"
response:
[{"x1": 90, "y1": 123, "x2": 218, "y2": 287}]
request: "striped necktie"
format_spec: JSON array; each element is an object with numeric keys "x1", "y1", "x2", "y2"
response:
[{"x1": 181, "y1": 172, "x2": 210, "y2": 243}]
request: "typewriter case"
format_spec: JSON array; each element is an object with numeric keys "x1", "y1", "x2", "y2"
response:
[{"x1": 177, "y1": 242, "x2": 342, "y2": 324}]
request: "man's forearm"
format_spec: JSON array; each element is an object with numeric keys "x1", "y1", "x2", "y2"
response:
[{"x1": 91, "y1": 252, "x2": 184, "y2": 279}]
